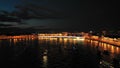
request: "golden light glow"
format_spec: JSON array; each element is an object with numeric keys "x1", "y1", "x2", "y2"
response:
[
  {"x1": 42, "y1": 55, "x2": 48, "y2": 67},
  {"x1": 13, "y1": 39, "x2": 18, "y2": 44},
  {"x1": 86, "y1": 39, "x2": 120, "y2": 56}
]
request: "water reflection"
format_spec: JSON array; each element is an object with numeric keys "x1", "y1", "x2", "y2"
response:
[
  {"x1": 38, "y1": 37, "x2": 83, "y2": 46},
  {"x1": 42, "y1": 49, "x2": 48, "y2": 68},
  {"x1": 0, "y1": 36, "x2": 120, "y2": 68},
  {"x1": 85, "y1": 39, "x2": 120, "y2": 58}
]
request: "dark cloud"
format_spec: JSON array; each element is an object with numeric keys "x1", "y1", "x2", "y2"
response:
[
  {"x1": 0, "y1": 0, "x2": 119, "y2": 33},
  {"x1": 0, "y1": 10, "x2": 28, "y2": 25},
  {"x1": 0, "y1": 12, "x2": 21, "y2": 23},
  {"x1": 15, "y1": 4, "x2": 66, "y2": 19},
  {"x1": 0, "y1": 0, "x2": 74, "y2": 25},
  {"x1": 0, "y1": 25, "x2": 53, "y2": 35},
  {"x1": 31, "y1": 25, "x2": 49, "y2": 29},
  {"x1": 0, "y1": 23, "x2": 13, "y2": 27}
]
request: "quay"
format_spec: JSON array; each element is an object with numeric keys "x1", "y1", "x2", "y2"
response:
[
  {"x1": 85, "y1": 35, "x2": 120, "y2": 47},
  {"x1": 0, "y1": 35, "x2": 37, "y2": 39}
]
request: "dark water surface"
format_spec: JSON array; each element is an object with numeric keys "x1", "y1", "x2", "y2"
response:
[{"x1": 0, "y1": 37, "x2": 120, "y2": 68}]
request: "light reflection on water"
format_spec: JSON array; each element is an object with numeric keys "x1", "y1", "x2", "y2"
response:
[
  {"x1": 85, "y1": 39, "x2": 120, "y2": 58},
  {"x1": 1, "y1": 37, "x2": 120, "y2": 56},
  {"x1": 38, "y1": 37, "x2": 85, "y2": 67},
  {"x1": 0, "y1": 36, "x2": 120, "y2": 67},
  {"x1": 42, "y1": 49, "x2": 48, "y2": 68}
]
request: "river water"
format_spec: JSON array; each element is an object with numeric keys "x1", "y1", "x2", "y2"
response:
[{"x1": 0, "y1": 37, "x2": 120, "y2": 68}]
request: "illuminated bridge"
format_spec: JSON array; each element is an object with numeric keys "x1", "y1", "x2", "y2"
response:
[
  {"x1": 38, "y1": 33, "x2": 85, "y2": 40},
  {"x1": 0, "y1": 32, "x2": 85, "y2": 40},
  {"x1": 38, "y1": 35, "x2": 81, "y2": 38}
]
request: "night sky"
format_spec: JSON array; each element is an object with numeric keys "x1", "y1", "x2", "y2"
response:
[{"x1": 0, "y1": 0, "x2": 119, "y2": 33}]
